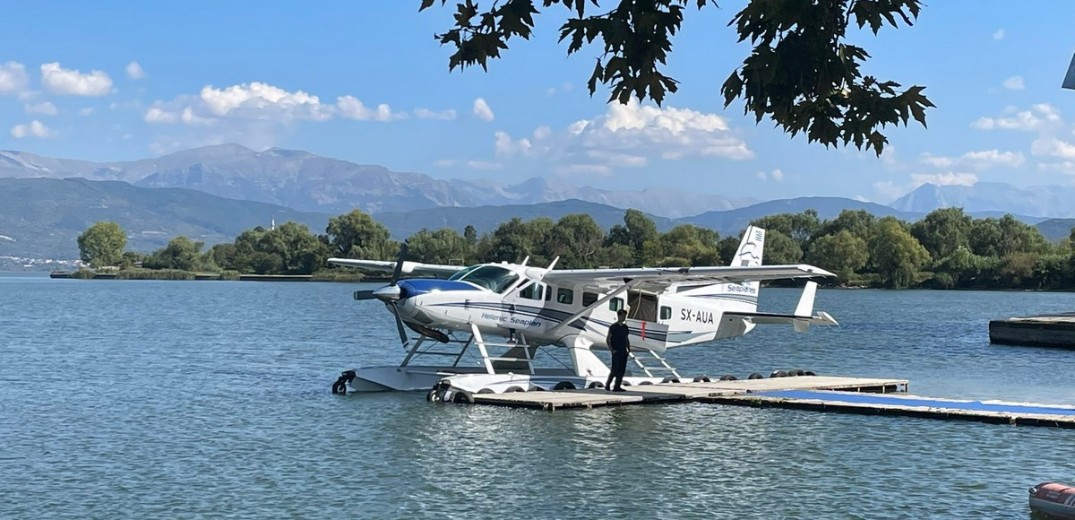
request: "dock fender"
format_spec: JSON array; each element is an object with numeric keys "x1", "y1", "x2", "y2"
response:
[{"x1": 451, "y1": 390, "x2": 474, "y2": 404}]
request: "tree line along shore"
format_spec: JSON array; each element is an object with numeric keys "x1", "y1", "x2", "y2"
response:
[{"x1": 69, "y1": 207, "x2": 1075, "y2": 290}]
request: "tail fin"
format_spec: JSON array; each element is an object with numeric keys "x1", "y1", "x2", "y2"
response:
[
  {"x1": 733, "y1": 226, "x2": 765, "y2": 301},
  {"x1": 733, "y1": 226, "x2": 765, "y2": 267}
]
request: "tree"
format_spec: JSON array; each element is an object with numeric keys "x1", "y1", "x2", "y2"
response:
[
  {"x1": 325, "y1": 210, "x2": 394, "y2": 260},
  {"x1": 408, "y1": 227, "x2": 470, "y2": 265},
  {"x1": 911, "y1": 207, "x2": 972, "y2": 263},
  {"x1": 77, "y1": 221, "x2": 127, "y2": 267},
  {"x1": 806, "y1": 230, "x2": 868, "y2": 280},
  {"x1": 547, "y1": 214, "x2": 604, "y2": 268},
  {"x1": 420, "y1": 0, "x2": 932, "y2": 156},
  {"x1": 258, "y1": 222, "x2": 329, "y2": 274},
  {"x1": 869, "y1": 217, "x2": 929, "y2": 288},
  {"x1": 657, "y1": 224, "x2": 720, "y2": 266},
  {"x1": 752, "y1": 210, "x2": 821, "y2": 250},
  {"x1": 607, "y1": 209, "x2": 660, "y2": 265},
  {"x1": 762, "y1": 230, "x2": 802, "y2": 265},
  {"x1": 480, "y1": 217, "x2": 555, "y2": 264},
  {"x1": 144, "y1": 236, "x2": 204, "y2": 271}
]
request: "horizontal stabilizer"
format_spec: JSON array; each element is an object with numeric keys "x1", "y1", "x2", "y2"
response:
[{"x1": 723, "y1": 310, "x2": 839, "y2": 332}]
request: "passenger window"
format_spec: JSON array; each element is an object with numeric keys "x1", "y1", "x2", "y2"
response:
[
  {"x1": 660, "y1": 306, "x2": 672, "y2": 320},
  {"x1": 609, "y1": 298, "x2": 624, "y2": 311},
  {"x1": 582, "y1": 292, "x2": 598, "y2": 306},
  {"x1": 556, "y1": 288, "x2": 574, "y2": 305}
]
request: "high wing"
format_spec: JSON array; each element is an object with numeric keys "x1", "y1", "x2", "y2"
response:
[
  {"x1": 542, "y1": 264, "x2": 835, "y2": 292},
  {"x1": 327, "y1": 257, "x2": 465, "y2": 278}
]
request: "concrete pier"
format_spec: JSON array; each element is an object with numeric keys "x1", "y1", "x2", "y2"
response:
[{"x1": 989, "y1": 313, "x2": 1075, "y2": 349}]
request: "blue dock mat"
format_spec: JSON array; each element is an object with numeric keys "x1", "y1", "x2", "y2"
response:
[{"x1": 754, "y1": 390, "x2": 1075, "y2": 417}]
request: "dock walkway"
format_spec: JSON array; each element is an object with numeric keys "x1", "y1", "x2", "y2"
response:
[
  {"x1": 468, "y1": 375, "x2": 1075, "y2": 428},
  {"x1": 471, "y1": 375, "x2": 905, "y2": 410}
]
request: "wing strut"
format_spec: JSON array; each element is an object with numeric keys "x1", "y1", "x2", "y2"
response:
[{"x1": 547, "y1": 280, "x2": 640, "y2": 337}]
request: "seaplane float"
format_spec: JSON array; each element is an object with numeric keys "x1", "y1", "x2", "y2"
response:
[{"x1": 327, "y1": 225, "x2": 839, "y2": 402}]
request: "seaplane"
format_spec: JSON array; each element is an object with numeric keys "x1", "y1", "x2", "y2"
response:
[{"x1": 327, "y1": 225, "x2": 839, "y2": 402}]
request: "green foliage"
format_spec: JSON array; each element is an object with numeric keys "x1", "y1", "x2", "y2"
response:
[
  {"x1": 77, "y1": 221, "x2": 127, "y2": 267},
  {"x1": 143, "y1": 236, "x2": 205, "y2": 271},
  {"x1": 911, "y1": 207, "x2": 972, "y2": 263},
  {"x1": 806, "y1": 230, "x2": 868, "y2": 280},
  {"x1": 326, "y1": 210, "x2": 394, "y2": 260},
  {"x1": 763, "y1": 230, "x2": 803, "y2": 265},
  {"x1": 869, "y1": 217, "x2": 930, "y2": 288},
  {"x1": 421, "y1": 0, "x2": 932, "y2": 155},
  {"x1": 547, "y1": 213, "x2": 605, "y2": 268},
  {"x1": 658, "y1": 224, "x2": 720, "y2": 266},
  {"x1": 407, "y1": 227, "x2": 470, "y2": 265},
  {"x1": 607, "y1": 209, "x2": 661, "y2": 265},
  {"x1": 752, "y1": 210, "x2": 821, "y2": 250}
]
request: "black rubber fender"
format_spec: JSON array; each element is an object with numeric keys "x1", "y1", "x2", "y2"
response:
[
  {"x1": 553, "y1": 381, "x2": 576, "y2": 390},
  {"x1": 748, "y1": 372, "x2": 764, "y2": 380},
  {"x1": 789, "y1": 368, "x2": 805, "y2": 377},
  {"x1": 770, "y1": 370, "x2": 788, "y2": 378},
  {"x1": 451, "y1": 390, "x2": 473, "y2": 404},
  {"x1": 661, "y1": 377, "x2": 680, "y2": 384},
  {"x1": 505, "y1": 386, "x2": 525, "y2": 393},
  {"x1": 638, "y1": 381, "x2": 653, "y2": 385},
  {"x1": 803, "y1": 370, "x2": 817, "y2": 376},
  {"x1": 588, "y1": 382, "x2": 605, "y2": 389},
  {"x1": 719, "y1": 374, "x2": 738, "y2": 381},
  {"x1": 477, "y1": 388, "x2": 495, "y2": 394},
  {"x1": 693, "y1": 375, "x2": 712, "y2": 383}
]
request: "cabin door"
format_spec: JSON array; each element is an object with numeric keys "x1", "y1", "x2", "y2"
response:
[{"x1": 626, "y1": 290, "x2": 658, "y2": 323}]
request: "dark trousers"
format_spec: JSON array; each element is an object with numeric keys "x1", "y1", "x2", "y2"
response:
[{"x1": 606, "y1": 351, "x2": 629, "y2": 389}]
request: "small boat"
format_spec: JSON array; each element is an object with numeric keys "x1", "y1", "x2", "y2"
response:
[{"x1": 1029, "y1": 482, "x2": 1075, "y2": 518}]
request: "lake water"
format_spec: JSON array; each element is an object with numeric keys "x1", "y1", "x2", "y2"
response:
[{"x1": 2, "y1": 273, "x2": 1074, "y2": 519}]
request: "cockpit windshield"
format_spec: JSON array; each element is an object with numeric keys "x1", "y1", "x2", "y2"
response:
[{"x1": 448, "y1": 264, "x2": 519, "y2": 293}]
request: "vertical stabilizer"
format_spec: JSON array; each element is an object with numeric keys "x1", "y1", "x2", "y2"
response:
[
  {"x1": 732, "y1": 226, "x2": 765, "y2": 302},
  {"x1": 1064, "y1": 52, "x2": 1075, "y2": 90},
  {"x1": 793, "y1": 281, "x2": 819, "y2": 333}
]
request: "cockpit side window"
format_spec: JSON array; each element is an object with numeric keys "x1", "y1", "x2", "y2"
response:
[{"x1": 451, "y1": 265, "x2": 519, "y2": 293}]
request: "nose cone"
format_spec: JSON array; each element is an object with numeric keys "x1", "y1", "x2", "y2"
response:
[{"x1": 373, "y1": 284, "x2": 401, "y2": 302}]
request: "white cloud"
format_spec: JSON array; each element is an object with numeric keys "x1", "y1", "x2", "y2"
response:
[
  {"x1": 126, "y1": 61, "x2": 145, "y2": 80},
  {"x1": 199, "y1": 82, "x2": 332, "y2": 120},
  {"x1": 1002, "y1": 76, "x2": 1025, "y2": 90},
  {"x1": 1032, "y1": 137, "x2": 1075, "y2": 159},
  {"x1": 0, "y1": 61, "x2": 29, "y2": 95},
  {"x1": 910, "y1": 172, "x2": 978, "y2": 186},
  {"x1": 1038, "y1": 161, "x2": 1075, "y2": 175},
  {"x1": 921, "y1": 149, "x2": 1025, "y2": 169},
  {"x1": 473, "y1": 98, "x2": 494, "y2": 121},
  {"x1": 755, "y1": 168, "x2": 784, "y2": 182},
  {"x1": 546, "y1": 81, "x2": 574, "y2": 96},
  {"x1": 144, "y1": 106, "x2": 178, "y2": 124},
  {"x1": 972, "y1": 104, "x2": 1062, "y2": 131},
  {"x1": 10, "y1": 120, "x2": 54, "y2": 139},
  {"x1": 993, "y1": 29, "x2": 1005, "y2": 40},
  {"x1": 337, "y1": 95, "x2": 402, "y2": 121},
  {"x1": 871, "y1": 181, "x2": 906, "y2": 203},
  {"x1": 494, "y1": 131, "x2": 533, "y2": 157},
  {"x1": 40, "y1": 62, "x2": 112, "y2": 96},
  {"x1": 555, "y1": 164, "x2": 612, "y2": 177},
  {"x1": 488, "y1": 100, "x2": 752, "y2": 175},
  {"x1": 78, "y1": 107, "x2": 94, "y2": 116},
  {"x1": 466, "y1": 160, "x2": 501, "y2": 170},
  {"x1": 24, "y1": 101, "x2": 58, "y2": 115},
  {"x1": 414, "y1": 108, "x2": 457, "y2": 120}
]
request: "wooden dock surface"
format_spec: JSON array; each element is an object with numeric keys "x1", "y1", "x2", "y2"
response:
[{"x1": 470, "y1": 375, "x2": 907, "y2": 410}]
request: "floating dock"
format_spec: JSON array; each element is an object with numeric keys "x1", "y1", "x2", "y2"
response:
[
  {"x1": 468, "y1": 375, "x2": 1075, "y2": 428},
  {"x1": 472, "y1": 375, "x2": 905, "y2": 410},
  {"x1": 989, "y1": 312, "x2": 1075, "y2": 349}
]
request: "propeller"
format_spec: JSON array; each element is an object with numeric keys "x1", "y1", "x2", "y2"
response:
[{"x1": 351, "y1": 241, "x2": 409, "y2": 302}]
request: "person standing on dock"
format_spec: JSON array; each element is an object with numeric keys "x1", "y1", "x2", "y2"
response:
[{"x1": 605, "y1": 309, "x2": 631, "y2": 392}]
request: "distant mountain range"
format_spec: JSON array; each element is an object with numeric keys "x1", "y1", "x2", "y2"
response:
[
  {"x1": 2, "y1": 144, "x2": 1074, "y2": 263},
  {"x1": 0, "y1": 144, "x2": 749, "y2": 218}
]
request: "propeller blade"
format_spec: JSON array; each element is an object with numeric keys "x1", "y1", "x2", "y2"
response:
[
  {"x1": 389, "y1": 302, "x2": 409, "y2": 346},
  {"x1": 391, "y1": 241, "x2": 409, "y2": 285},
  {"x1": 353, "y1": 289, "x2": 378, "y2": 301}
]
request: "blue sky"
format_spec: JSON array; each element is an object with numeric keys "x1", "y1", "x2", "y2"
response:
[{"x1": 2, "y1": 1, "x2": 1074, "y2": 203}]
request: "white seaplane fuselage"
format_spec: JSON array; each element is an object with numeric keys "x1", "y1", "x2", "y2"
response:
[{"x1": 330, "y1": 225, "x2": 838, "y2": 396}]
